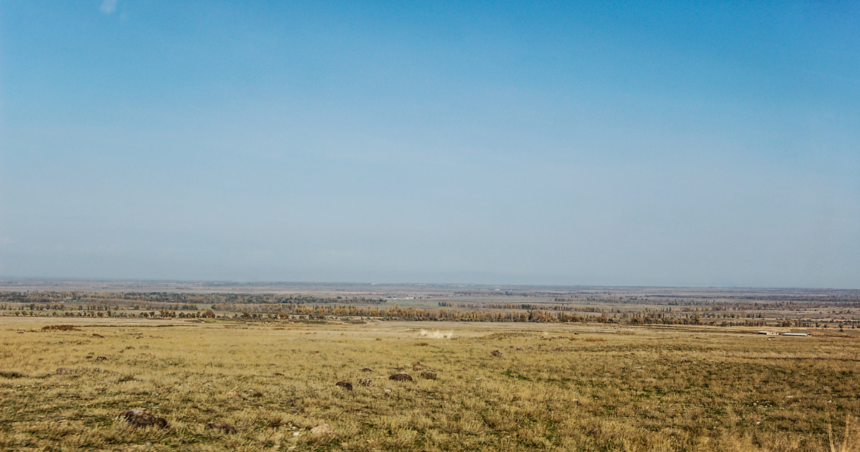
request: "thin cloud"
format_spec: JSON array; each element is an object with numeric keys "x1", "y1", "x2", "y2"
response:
[{"x1": 100, "y1": 0, "x2": 117, "y2": 15}]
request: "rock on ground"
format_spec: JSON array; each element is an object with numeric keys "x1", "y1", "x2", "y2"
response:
[
  {"x1": 311, "y1": 423, "x2": 333, "y2": 434},
  {"x1": 119, "y1": 408, "x2": 169, "y2": 429},
  {"x1": 389, "y1": 372, "x2": 413, "y2": 382},
  {"x1": 207, "y1": 422, "x2": 236, "y2": 434}
]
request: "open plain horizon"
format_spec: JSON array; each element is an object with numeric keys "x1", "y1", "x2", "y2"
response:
[
  {"x1": 2, "y1": 280, "x2": 860, "y2": 450},
  {"x1": 3, "y1": 0, "x2": 858, "y2": 450}
]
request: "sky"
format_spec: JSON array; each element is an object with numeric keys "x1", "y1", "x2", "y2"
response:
[{"x1": 1, "y1": 1, "x2": 858, "y2": 287}]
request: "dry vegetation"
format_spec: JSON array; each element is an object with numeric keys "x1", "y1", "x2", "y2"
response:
[{"x1": 1, "y1": 316, "x2": 859, "y2": 451}]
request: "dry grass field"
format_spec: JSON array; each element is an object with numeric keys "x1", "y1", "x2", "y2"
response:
[{"x1": 1, "y1": 317, "x2": 859, "y2": 451}]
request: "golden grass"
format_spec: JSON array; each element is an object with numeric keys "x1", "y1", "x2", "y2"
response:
[{"x1": 1, "y1": 318, "x2": 859, "y2": 451}]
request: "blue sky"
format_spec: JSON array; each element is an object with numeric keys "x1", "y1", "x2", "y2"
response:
[{"x1": 1, "y1": 1, "x2": 858, "y2": 287}]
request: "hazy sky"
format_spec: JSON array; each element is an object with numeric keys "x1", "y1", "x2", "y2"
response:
[{"x1": 1, "y1": 1, "x2": 858, "y2": 287}]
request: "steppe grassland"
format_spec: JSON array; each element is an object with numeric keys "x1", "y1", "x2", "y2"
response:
[{"x1": 1, "y1": 318, "x2": 859, "y2": 451}]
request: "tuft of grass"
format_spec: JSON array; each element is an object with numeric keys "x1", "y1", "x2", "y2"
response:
[{"x1": 829, "y1": 416, "x2": 859, "y2": 452}]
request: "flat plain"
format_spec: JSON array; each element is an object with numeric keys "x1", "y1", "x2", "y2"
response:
[
  {"x1": 2, "y1": 318, "x2": 859, "y2": 451},
  {"x1": 1, "y1": 282, "x2": 859, "y2": 451}
]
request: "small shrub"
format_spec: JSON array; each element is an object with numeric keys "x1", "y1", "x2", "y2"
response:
[{"x1": 41, "y1": 325, "x2": 79, "y2": 332}]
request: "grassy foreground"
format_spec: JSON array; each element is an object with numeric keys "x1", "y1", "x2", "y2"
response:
[{"x1": 1, "y1": 318, "x2": 858, "y2": 451}]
